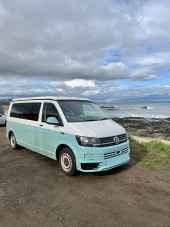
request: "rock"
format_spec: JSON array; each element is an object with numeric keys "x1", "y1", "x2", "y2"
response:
[{"x1": 112, "y1": 117, "x2": 170, "y2": 141}]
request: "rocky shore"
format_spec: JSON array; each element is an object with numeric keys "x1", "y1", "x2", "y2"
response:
[{"x1": 113, "y1": 117, "x2": 170, "y2": 141}]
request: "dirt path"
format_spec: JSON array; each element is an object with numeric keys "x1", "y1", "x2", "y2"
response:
[
  {"x1": 131, "y1": 135, "x2": 170, "y2": 145},
  {"x1": 0, "y1": 127, "x2": 170, "y2": 227}
]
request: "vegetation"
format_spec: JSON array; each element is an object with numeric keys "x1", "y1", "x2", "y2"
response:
[{"x1": 129, "y1": 137, "x2": 170, "y2": 171}]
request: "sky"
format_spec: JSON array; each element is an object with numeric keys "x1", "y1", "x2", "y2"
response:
[{"x1": 0, "y1": 0, "x2": 170, "y2": 103}]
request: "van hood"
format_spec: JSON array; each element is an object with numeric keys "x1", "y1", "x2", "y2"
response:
[{"x1": 68, "y1": 119, "x2": 126, "y2": 138}]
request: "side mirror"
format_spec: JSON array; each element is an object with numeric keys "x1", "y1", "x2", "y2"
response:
[{"x1": 46, "y1": 117, "x2": 59, "y2": 125}]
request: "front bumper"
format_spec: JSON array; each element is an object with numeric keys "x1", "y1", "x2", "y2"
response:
[{"x1": 76, "y1": 140, "x2": 130, "y2": 172}]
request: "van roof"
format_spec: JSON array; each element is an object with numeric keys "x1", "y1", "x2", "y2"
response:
[{"x1": 12, "y1": 96, "x2": 91, "y2": 102}]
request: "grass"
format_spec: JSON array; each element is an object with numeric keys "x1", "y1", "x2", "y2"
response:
[
  {"x1": 3, "y1": 105, "x2": 9, "y2": 110},
  {"x1": 129, "y1": 137, "x2": 170, "y2": 171}
]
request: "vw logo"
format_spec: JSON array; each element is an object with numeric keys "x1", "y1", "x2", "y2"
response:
[{"x1": 114, "y1": 136, "x2": 119, "y2": 145}]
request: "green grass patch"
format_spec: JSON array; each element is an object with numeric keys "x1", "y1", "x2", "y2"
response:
[{"x1": 129, "y1": 137, "x2": 170, "y2": 171}]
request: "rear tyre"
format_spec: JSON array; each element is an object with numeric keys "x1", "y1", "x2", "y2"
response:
[
  {"x1": 59, "y1": 148, "x2": 76, "y2": 176},
  {"x1": 10, "y1": 133, "x2": 18, "y2": 150}
]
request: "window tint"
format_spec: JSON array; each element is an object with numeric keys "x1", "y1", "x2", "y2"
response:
[
  {"x1": 10, "y1": 103, "x2": 41, "y2": 121},
  {"x1": 42, "y1": 103, "x2": 61, "y2": 123},
  {"x1": 31, "y1": 103, "x2": 41, "y2": 121}
]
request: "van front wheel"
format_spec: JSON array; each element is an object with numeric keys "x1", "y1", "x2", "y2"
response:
[
  {"x1": 10, "y1": 133, "x2": 18, "y2": 150},
  {"x1": 59, "y1": 148, "x2": 76, "y2": 176}
]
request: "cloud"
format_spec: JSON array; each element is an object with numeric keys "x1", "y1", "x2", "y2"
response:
[
  {"x1": 136, "y1": 52, "x2": 170, "y2": 70},
  {"x1": 65, "y1": 79, "x2": 95, "y2": 88},
  {"x1": 130, "y1": 69, "x2": 157, "y2": 81},
  {"x1": 0, "y1": 0, "x2": 140, "y2": 80},
  {"x1": 0, "y1": 76, "x2": 169, "y2": 103},
  {"x1": 101, "y1": 62, "x2": 128, "y2": 79},
  {"x1": 0, "y1": 0, "x2": 170, "y2": 101}
]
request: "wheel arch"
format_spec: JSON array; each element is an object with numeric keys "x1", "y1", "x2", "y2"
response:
[
  {"x1": 56, "y1": 144, "x2": 75, "y2": 161},
  {"x1": 8, "y1": 130, "x2": 14, "y2": 140}
]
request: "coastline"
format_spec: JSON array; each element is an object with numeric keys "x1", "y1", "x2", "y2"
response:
[{"x1": 113, "y1": 117, "x2": 170, "y2": 143}]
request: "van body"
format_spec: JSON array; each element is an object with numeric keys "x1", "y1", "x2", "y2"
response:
[{"x1": 6, "y1": 97, "x2": 130, "y2": 175}]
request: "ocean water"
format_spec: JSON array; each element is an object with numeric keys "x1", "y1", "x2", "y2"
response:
[{"x1": 98, "y1": 102, "x2": 170, "y2": 119}]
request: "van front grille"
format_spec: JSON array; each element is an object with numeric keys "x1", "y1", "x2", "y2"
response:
[
  {"x1": 100, "y1": 134, "x2": 127, "y2": 147},
  {"x1": 84, "y1": 147, "x2": 129, "y2": 161}
]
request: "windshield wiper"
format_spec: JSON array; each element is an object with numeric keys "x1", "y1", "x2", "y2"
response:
[
  {"x1": 84, "y1": 119, "x2": 97, "y2": 122},
  {"x1": 84, "y1": 118, "x2": 109, "y2": 122}
]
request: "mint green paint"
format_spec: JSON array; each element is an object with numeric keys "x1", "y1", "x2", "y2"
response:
[
  {"x1": 7, "y1": 121, "x2": 37, "y2": 151},
  {"x1": 7, "y1": 121, "x2": 130, "y2": 172},
  {"x1": 35, "y1": 127, "x2": 61, "y2": 159},
  {"x1": 71, "y1": 140, "x2": 130, "y2": 172}
]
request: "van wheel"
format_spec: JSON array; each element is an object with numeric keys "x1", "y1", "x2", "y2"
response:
[
  {"x1": 10, "y1": 133, "x2": 18, "y2": 150},
  {"x1": 59, "y1": 148, "x2": 76, "y2": 176}
]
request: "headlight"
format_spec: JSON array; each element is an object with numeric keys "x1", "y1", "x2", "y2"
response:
[{"x1": 76, "y1": 136, "x2": 101, "y2": 147}]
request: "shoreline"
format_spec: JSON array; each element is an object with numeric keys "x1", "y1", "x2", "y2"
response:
[{"x1": 112, "y1": 117, "x2": 170, "y2": 142}]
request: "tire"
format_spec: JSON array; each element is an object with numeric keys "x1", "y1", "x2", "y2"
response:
[
  {"x1": 10, "y1": 133, "x2": 18, "y2": 150},
  {"x1": 59, "y1": 148, "x2": 76, "y2": 176}
]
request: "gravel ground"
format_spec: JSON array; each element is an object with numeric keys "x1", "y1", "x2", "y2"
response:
[{"x1": 0, "y1": 126, "x2": 170, "y2": 227}]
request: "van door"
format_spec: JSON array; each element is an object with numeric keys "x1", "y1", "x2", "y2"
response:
[{"x1": 36, "y1": 102, "x2": 62, "y2": 159}]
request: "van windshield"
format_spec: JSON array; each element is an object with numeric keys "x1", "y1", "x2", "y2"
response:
[{"x1": 58, "y1": 101, "x2": 107, "y2": 122}]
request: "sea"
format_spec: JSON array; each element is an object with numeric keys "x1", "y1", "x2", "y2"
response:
[{"x1": 98, "y1": 102, "x2": 170, "y2": 119}]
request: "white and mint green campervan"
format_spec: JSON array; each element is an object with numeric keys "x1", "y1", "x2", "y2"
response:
[{"x1": 6, "y1": 97, "x2": 130, "y2": 176}]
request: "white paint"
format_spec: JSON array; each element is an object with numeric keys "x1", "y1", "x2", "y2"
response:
[
  {"x1": 12, "y1": 96, "x2": 90, "y2": 102},
  {"x1": 66, "y1": 119, "x2": 126, "y2": 137}
]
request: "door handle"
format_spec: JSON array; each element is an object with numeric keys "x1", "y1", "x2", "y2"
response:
[{"x1": 39, "y1": 124, "x2": 43, "y2": 127}]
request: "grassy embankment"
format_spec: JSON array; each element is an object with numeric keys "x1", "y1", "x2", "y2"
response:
[{"x1": 129, "y1": 137, "x2": 170, "y2": 172}]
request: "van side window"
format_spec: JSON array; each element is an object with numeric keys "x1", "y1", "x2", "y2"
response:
[
  {"x1": 42, "y1": 103, "x2": 61, "y2": 123},
  {"x1": 30, "y1": 103, "x2": 41, "y2": 121},
  {"x1": 10, "y1": 103, "x2": 41, "y2": 121}
]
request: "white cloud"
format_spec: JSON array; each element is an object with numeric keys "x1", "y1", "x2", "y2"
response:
[
  {"x1": 65, "y1": 79, "x2": 95, "y2": 88},
  {"x1": 130, "y1": 69, "x2": 156, "y2": 81},
  {"x1": 136, "y1": 52, "x2": 170, "y2": 67},
  {"x1": 82, "y1": 90, "x2": 100, "y2": 96},
  {"x1": 136, "y1": 0, "x2": 170, "y2": 40},
  {"x1": 102, "y1": 62, "x2": 128, "y2": 79}
]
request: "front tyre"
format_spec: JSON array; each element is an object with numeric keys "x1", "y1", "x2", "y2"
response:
[
  {"x1": 59, "y1": 148, "x2": 76, "y2": 176},
  {"x1": 10, "y1": 133, "x2": 18, "y2": 150}
]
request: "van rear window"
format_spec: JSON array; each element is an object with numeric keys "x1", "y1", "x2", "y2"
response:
[{"x1": 10, "y1": 103, "x2": 41, "y2": 121}]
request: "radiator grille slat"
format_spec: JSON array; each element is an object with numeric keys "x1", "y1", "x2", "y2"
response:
[
  {"x1": 100, "y1": 134, "x2": 127, "y2": 147},
  {"x1": 84, "y1": 147, "x2": 129, "y2": 161}
]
